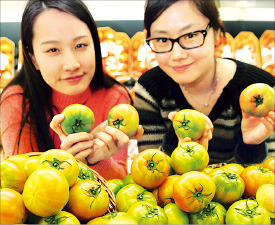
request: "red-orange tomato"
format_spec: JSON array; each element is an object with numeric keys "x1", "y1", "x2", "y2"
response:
[
  {"x1": 131, "y1": 149, "x2": 170, "y2": 189},
  {"x1": 263, "y1": 157, "x2": 275, "y2": 173},
  {"x1": 0, "y1": 159, "x2": 27, "y2": 193},
  {"x1": 0, "y1": 188, "x2": 28, "y2": 224},
  {"x1": 36, "y1": 149, "x2": 79, "y2": 187},
  {"x1": 157, "y1": 175, "x2": 181, "y2": 207},
  {"x1": 239, "y1": 83, "x2": 274, "y2": 117},
  {"x1": 173, "y1": 171, "x2": 216, "y2": 213},
  {"x1": 68, "y1": 180, "x2": 109, "y2": 221},
  {"x1": 240, "y1": 165, "x2": 275, "y2": 198}
]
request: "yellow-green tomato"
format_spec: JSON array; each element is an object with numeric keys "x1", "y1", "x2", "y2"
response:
[
  {"x1": 163, "y1": 203, "x2": 189, "y2": 224},
  {"x1": 38, "y1": 211, "x2": 80, "y2": 224},
  {"x1": 108, "y1": 104, "x2": 139, "y2": 137},
  {"x1": 256, "y1": 183, "x2": 275, "y2": 218},
  {"x1": 61, "y1": 104, "x2": 94, "y2": 135},
  {"x1": 87, "y1": 211, "x2": 138, "y2": 224},
  {"x1": 172, "y1": 109, "x2": 206, "y2": 140}
]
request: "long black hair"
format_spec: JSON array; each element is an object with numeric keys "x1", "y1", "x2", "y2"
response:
[
  {"x1": 1, "y1": 0, "x2": 129, "y2": 153},
  {"x1": 144, "y1": 0, "x2": 225, "y2": 38}
]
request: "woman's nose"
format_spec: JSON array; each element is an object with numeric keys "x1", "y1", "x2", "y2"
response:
[
  {"x1": 63, "y1": 51, "x2": 80, "y2": 71},
  {"x1": 170, "y1": 42, "x2": 188, "y2": 60}
]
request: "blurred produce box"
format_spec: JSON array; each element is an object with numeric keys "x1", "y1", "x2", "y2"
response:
[
  {"x1": 1, "y1": 37, "x2": 15, "y2": 90},
  {"x1": 215, "y1": 32, "x2": 235, "y2": 59},
  {"x1": 235, "y1": 31, "x2": 262, "y2": 67},
  {"x1": 260, "y1": 30, "x2": 274, "y2": 76}
]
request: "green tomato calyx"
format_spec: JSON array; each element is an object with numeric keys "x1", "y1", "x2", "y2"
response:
[
  {"x1": 72, "y1": 119, "x2": 86, "y2": 133},
  {"x1": 42, "y1": 157, "x2": 72, "y2": 170},
  {"x1": 44, "y1": 215, "x2": 69, "y2": 224},
  {"x1": 252, "y1": 94, "x2": 264, "y2": 107},
  {"x1": 180, "y1": 144, "x2": 195, "y2": 156},
  {"x1": 187, "y1": 183, "x2": 212, "y2": 205},
  {"x1": 112, "y1": 118, "x2": 126, "y2": 129},
  {"x1": 146, "y1": 153, "x2": 164, "y2": 174},
  {"x1": 235, "y1": 199, "x2": 261, "y2": 218},
  {"x1": 176, "y1": 115, "x2": 190, "y2": 130}
]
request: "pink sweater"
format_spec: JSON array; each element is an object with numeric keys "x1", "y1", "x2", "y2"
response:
[{"x1": 1, "y1": 84, "x2": 130, "y2": 180}]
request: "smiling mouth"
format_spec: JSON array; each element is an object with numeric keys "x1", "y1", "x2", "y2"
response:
[
  {"x1": 172, "y1": 63, "x2": 192, "y2": 71},
  {"x1": 64, "y1": 74, "x2": 84, "y2": 83}
]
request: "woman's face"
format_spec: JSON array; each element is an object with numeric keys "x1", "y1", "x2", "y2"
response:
[
  {"x1": 30, "y1": 9, "x2": 95, "y2": 95},
  {"x1": 150, "y1": 1, "x2": 216, "y2": 85}
]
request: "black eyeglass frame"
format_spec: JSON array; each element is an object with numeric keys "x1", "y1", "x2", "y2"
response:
[{"x1": 146, "y1": 22, "x2": 212, "y2": 53}]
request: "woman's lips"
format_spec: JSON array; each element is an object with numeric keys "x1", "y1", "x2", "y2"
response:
[
  {"x1": 172, "y1": 63, "x2": 192, "y2": 71},
  {"x1": 64, "y1": 75, "x2": 84, "y2": 83}
]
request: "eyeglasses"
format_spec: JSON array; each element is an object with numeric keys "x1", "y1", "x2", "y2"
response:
[{"x1": 146, "y1": 22, "x2": 212, "y2": 53}]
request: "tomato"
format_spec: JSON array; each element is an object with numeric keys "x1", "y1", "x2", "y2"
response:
[
  {"x1": 37, "y1": 149, "x2": 79, "y2": 187},
  {"x1": 157, "y1": 175, "x2": 181, "y2": 207},
  {"x1": 22, "y1": 168, "x2": 69, "y2": 217},
  {"x1": 0, "y1": 159, "x2": 27, "y2": 193},
  {"x1": 108, "y1": 104, "x2": 139, "y2": 137},
  {"x1": 163, "y1": 203, "x2": 189, "y2": 224},
  {"x1": 87, "y1": 211, "x2": 138, "y2": 224},
  {"x1": 116, "y1": 183, "x2": 157, "y2": 212},
  {"x1": 226, "y1": 199, "x2": 271, "y2": 224},
  {"x1": 209, "y1": 167, "x2": 245, "y2": 205},
  {"x1": 239, "y1": 83, "x2": 274, "y2": 117},
  {"x1": 189, "y1": 201, "x2": 226, "y2": 224},
  {"x1": 173, "y1": 171, "x2": 216, "y2": 213},
  {"x1": 107, "y1": 178, "x2": 125, "y2": 197},
  {"x1": 172, "y1": 109, "x2": 206, "y2": 140},
  {"x1": 60, "y1": 104, "x2": 94, "y2": 135},
  {"x1": 6, "y1": 154, "x2": 30, "y2": 170},
  {"x1": 76, "y1": 161, "x2": 94, "y2": 183},
  {"x1": 24, "y1": 155, "x2": 39, "y2": 177},
  {"x1": 256, "y1": 183, "x2": 275, "y2": 218},
  {"x1": 171, "y1": 142, "x2": 209, "y2": 174},
  {"x1": 68, "y1": 180, "x2": 109, "y2": 221},
  {"x1": 202, "y1": 166, "x2": 213, "y2": 174},
  {"x1": 263, "y1": 156, "x2": 275, "y2": 173},
  {"x1": 38, "y1": 211, "x2": 80, "y2": 224},
  {"x1": 0, "y1": 188, "x2": 28, "y2": 224},
  {"x1": 127, "y1": 201, "x2": 168, "y2": 224},
  {"x1": 166, "y1": 155, "x2": 175, "y2": 176},
  {"x1": 130, "y1": 149, "x2": 170, "y2": 189},
  {"x1": 221, "y1": 163, "x2": 244, "y2": 175},
  {"x1": 123, "y1": 174, "x2": 136, "y2": 185},
  {"x1": 240, "y1": 165, "x2": 275, "y2": 198}
]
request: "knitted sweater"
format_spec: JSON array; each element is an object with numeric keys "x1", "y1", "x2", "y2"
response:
[
  {"x1": 1, "y1": 84, "x2": 130, "y2": 180},
  {"x1": 134, "y1": 59, "x2": 275, "y2": 164}
]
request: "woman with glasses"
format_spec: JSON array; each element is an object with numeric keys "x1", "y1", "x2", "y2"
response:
[{"x1": 134, "y1": 0, "x2": 275, "y2": 164}]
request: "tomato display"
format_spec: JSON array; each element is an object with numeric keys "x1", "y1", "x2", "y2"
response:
[
  {"x1": 189, "y1": 201, "x2": 227, "y2": 224},
  {"x1": 239, "y1": 83, "x2": 274, "y2": 117},
  {"x1": 116, "y1": 183, "x2": 157, "y2": 212},
  {"x1": 130, "y1": 149, "x2": 170, "y2": 189},
  {"x1": 127, "y1": 201, "x2": 168, "y2": 224},
  {"x1": 209, "y1": 167, "x2": 245, "y2": 205},
  {"x1": 0, "y1": 188, "x2": 28, "y2": 224},
  {"x1": 256, "y1": 183, "x2": 275, "y2": 218},
  {"x1": 61, "y1": 104, "x2": 94, "y2": 135},
  {"x1": 22, "y1": 168, "x2": 69, "y2": 217},
  {"x1": 240, "y1": 165, "x2": 275, "y2": 198},
  {"x1": 171, "y1": 142, "x2": 209, "y2": 174},
  {"x1": 156, "y1": 175, "x2": 181, "y2": 207},
  {"x1": 172, "y1": 109, "x2": 206, "y2": 140},
  {"x1": 0, "y1": 159, "x2": 27, "y2": 193},
  {"x1": 173, "y1": 171, "x2": 216, "y2": 213},
  {"x1": 108, "y1": 104, "x2": 139, "y2": 137},
  {"x1": 226, "y1": 199, "x2": 271, "y2": 224},
  {"x1": 67, "y1": 180, "x2": 109, "y2": 221},
  {"x1": 163, "y1": 203, "x2": 189, "y2": 224},
  {"x1": 76, "y1": 161, "x2": 94, "y2": 183},
  {"x1": 36, "y1": 149, "x2": 79, "y2": 187},
  {"x1": 38, "y1": 211, "x2": 80, "y2": 224},
  {"x1": 6, "y1": 154, "x2": 30, "y2": 170},
  {"x1": 24, "y1": 155, "x2": 39, "y2": 177},
  {"x1": 87, "y1": 211, "x2": 138, "y2": 224}
]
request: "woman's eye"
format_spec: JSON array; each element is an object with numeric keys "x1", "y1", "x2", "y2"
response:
[
  {"x1": 47, "y1": 48, "x2": 59, "y2": 53},
  {"x1": 186, "y1": 33, "x2": 197, "y2": 39},
  {"x1": 157, "y1": 38, "x2": 168, "y2": 43},
  {"x1": 76, "y1": 43, "x2": 87, "y2": 49}
]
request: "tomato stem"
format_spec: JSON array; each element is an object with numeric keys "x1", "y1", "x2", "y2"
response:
[
  {"x1": 112, "y1": 118, "x2": 126, "y2": 129},
  {"x1": 72, "y1": 119, "x2": 86, "y2": 133},
  {"x1": 146, "y1": 153, "x2": 164, "y2": 174},
  {"x1": 42, "y1": 157, "x2": 72, "y2": 170},
  {"x1": 176, "y1": 115, "x2": 190, "y2": 130},
  {"x1": 234, "y1": 199, "x2": 260, "y2": 218},
  {"x1": 252, "y1": 94, "x2": 264, "y2": 107},
  {"x1": 187, "y1": 183, "x2": 212, "y2": 205}
]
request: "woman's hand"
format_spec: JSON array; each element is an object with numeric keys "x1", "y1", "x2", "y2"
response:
[
  {"x1": 86, "y1": 121, "x2": 130, "y2": 165},
  {"x1": 168, "y1": 111, "x2": 213, "y2": 150},
  {"x1": 50, "y1": 114, "x2": 93, "y2": 164},
  {"x1": 241, "y1": 110, "x2": 275, "y2": 145}
]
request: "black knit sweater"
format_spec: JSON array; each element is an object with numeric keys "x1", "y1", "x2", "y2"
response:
[{"x1": 134, "y1": 59, "x2": 275, "y2": 164}]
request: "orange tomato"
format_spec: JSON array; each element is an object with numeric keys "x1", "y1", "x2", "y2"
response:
[
  {"x1": 221, "y1": 163, "x2": 245, "y2": 175},
  {"x1": 0, "y1": 188, "x2": 28, "y2": 224},
  {"x1": 263, "y1": 157, "x2": 275, "y2": 173},
  {"x1": 256, "y1": 183, "x2": 275, "y2": 218},
  {"x1": 0, "y1": 159, "x2": 27, "y2": 193},
  {"x1": 173, "y1": 171, "x2": 216, "y2": 213}
]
